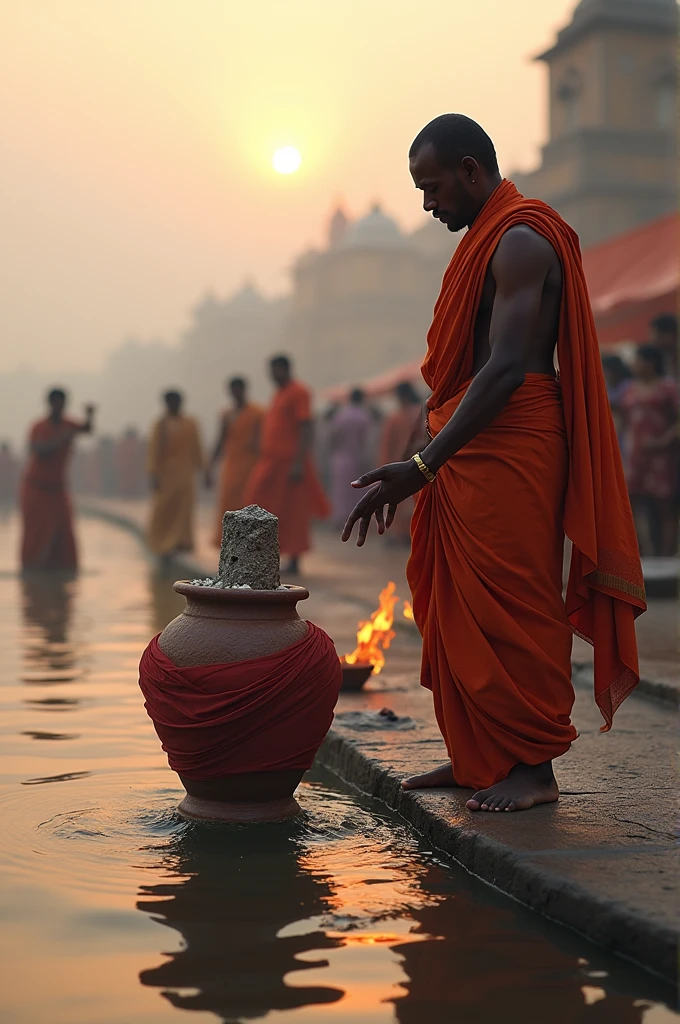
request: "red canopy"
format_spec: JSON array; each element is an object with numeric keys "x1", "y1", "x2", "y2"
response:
[
  {"x1": 321, "y1": 213, "x2": 678, "y2": 402},
  {"x1": 583, "y1": 212, "x2": 678, "y2": 348}
]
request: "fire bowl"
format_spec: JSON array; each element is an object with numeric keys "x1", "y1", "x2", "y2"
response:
[{"x1": 340, "y1": 660, "x2": 374, "y2": 691}]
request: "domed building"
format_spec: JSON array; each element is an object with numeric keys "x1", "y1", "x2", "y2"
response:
[{"x1": 282, "y1": 204, "x2": 459, "y2": 389}]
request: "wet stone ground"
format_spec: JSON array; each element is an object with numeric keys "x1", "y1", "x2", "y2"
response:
[{"x1": 0, "y1": 514, "x2": 676, "y2": 1023}]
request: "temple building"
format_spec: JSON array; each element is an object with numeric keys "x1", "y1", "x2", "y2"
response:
[
  {"x1": 513, "y1": 0, "x2": 678, "y2": 247},
  {"x1": 281, "y1": 205, "x2": 458, "y2": 389}
]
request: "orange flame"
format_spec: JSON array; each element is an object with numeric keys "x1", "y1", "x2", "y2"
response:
[
  {"x1": 403, "y1": 601, "x2": 414, "y2": 621},
  {"x1": 343, "y1": 581, "x2": 399, "y2": 675}
]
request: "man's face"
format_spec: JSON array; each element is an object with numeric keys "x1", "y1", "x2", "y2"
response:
[
  {"x1": 410, "y1": 142, "x2": 476, "y2": 232},
  {"x1": 49, "y1": 394, "x2": 66, "y2": 418},
  {"x1": 230, "y1": 381, "x2": 246, "y2": 404},
  {"x1": 165, "y1": 395, "x2": 182, "y2": 415},
  {"x1": 270, "y1": 362, "x2": 289, "y2": 387},
  {"x1": 650, "y1": 327, "x2": 676, "y2": 354}
]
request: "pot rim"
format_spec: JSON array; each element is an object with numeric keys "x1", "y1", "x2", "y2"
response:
[{"x1": 173, "y1": 581, "x2": 310, "y2": 603}]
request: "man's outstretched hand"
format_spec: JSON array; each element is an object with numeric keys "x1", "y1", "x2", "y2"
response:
[{"x1": 341, "y1": 459, "x2": 428, "y2": 547}]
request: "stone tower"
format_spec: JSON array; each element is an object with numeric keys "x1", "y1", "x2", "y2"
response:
[{"x1": 513, "y1": 0, "x2": 678, "y2": 246}]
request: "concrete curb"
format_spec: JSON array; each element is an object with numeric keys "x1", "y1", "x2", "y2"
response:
[{"x1": 317, "y1": 729, "x2": 677, "y2": 984}]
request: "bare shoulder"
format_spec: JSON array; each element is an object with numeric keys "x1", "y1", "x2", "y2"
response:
[{"x1": 492, "y1": 225, "x2": 558, "y2": 286}]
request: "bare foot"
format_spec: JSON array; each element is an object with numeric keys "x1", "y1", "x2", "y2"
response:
[
  {"x1": 402, "y1": 762, "x2": 458, "y2": 790},
  {"x1": 466, "y1": 761, "x2": 558, "y2": 813}
]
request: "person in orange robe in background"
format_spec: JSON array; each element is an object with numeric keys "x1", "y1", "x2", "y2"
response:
[
  {"x1": 245, "y1": 355, "x2": 329, "y2": 575},
  {"x1": 208, "y1": 377, "x2": 263, "y2": 546},
  {"x1": 378, "y1": 381, "x2": 425, "y2": 544},
  {"x1": 343, "y1": 114, "x2": 645, "y2": 813},
  {"x1": 21, "y1": 389, "x2": 95, "y2": 571},
  {"x1": 146, "y1": 391, "x2": 204, "y2": 556}
]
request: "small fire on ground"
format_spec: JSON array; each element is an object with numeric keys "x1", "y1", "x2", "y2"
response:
[{"x1": 342, "y1": 582, "x2": 413, "y2": 675}]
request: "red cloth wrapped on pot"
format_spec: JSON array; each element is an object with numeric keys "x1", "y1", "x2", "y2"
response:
[{"x1": 139, "y1": 622, "x2": 342, "y2": 779}]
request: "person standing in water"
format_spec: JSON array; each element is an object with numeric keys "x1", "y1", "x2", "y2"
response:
[
  {"x1": 208, "y1": 377, "x2": 263, "y2": 545},
  {"x1": 146, "y1": 391, "x2": 204, "y2": 557},
  {"x1": 20, "y1": 388, "x2": 95, "y2": 571},
  {"x1": 343, "y1": 114, "x2": 644, "y2": 813}
]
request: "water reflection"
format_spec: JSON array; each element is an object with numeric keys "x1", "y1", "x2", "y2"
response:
[
  {"x1": 389, "y1": 861, "x2": 654, "y2": 1023},
  {"x1": 21, "y1": 572, "x2": 77, "y2": 670},
  {"x1": 138, "y1": 822, "x2": 344, "y2": 1019}
]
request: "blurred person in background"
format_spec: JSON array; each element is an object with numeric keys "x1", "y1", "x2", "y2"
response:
[
  {"x1": 602, "y1": 353, "x2": 633, "y2": 447},
  {"x1": 0, "y1": 442, "x2": 19, "y2": 510},
  {"x1": 208, "y1": 377, "x2": 263, "y2": 546},
  {"x1": 245, "y1": 355, "x2": 329, "y2": 576},
  {"x1": 20, "y1": 388, "x2": 95, "y2": 571},
  {"x1": 328, "y1": 388, "x2": 373, "y2": 527},
  {"x1": 115, "y1": 428, "x2": 147, "y2": 499},
  {"x1": 146, "y1": 390, "x2": 204, "y2": 557},
  {"x1": 377, "y1": 381, "x2": 425, "y2": 544},
  {"x1": 648, "y1": 313, "x2": 677, "y2": 380},
  {"x1": 621, "y1": 344, "x2": 678, "y2": 556}
]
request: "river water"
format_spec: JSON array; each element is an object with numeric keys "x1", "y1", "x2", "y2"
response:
[{"x1": 0, "y1": 514, "x2": 676, "y2": 1023}]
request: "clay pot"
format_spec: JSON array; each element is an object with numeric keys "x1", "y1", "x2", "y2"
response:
[{"x1": 156, "y1": 582, "x2": 329, "y2": 824}]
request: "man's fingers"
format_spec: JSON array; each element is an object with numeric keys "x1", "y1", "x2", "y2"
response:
[
  {"x1": 385, "y1": 504, "x2": 397, "y2": 529},
  {"x1": 375, "y1": 506, "x2": 385, "y2": 535},
  {"x1": 341, "y1": 497, "x2": 372, "y2": 542},
  {"x1": 357, "y1": 514, "x2": 372, "y2": 547},
  {"x1": 351, "y1": 465, "x2": 390, "y2": 489}
]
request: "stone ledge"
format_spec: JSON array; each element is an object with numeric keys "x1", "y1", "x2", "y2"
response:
[{"x1": 318, "y1": 728, "x2": 677, "y2": 984}]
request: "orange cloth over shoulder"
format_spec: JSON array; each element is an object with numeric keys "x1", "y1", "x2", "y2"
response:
[
  {"x1": 407, "y1": 180, "x2": 645, "y2": 791},
  {"x1": 213, "y1": 403, "x2": 264, "y2": 545},
  {"x1": 245, "y1": 381, "x2": 329, "y2": 557},
  {"x1": 21, "y1": 417, "x2": 80, "y2": 571}
]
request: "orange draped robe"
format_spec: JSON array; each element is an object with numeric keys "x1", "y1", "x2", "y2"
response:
[
  {"x1": 146, "y1": 415, "x2": 204, "y2": 556},
  {"x1": 212, "y1": 403, "x2": 264, "y2": 546},
  {"x1": 245, "y1": 381, "x2": 329, "y2": 557},
  {"x1": 21, "y1": 417, "x2": 80, "y2": 571},
  {"x1": 407, "y1": 180, "x2": 646, "y2": 791}
]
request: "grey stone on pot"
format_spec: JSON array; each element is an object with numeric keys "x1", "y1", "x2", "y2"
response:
[{"x1": 217, "y1": 505, "x2": 281, "y2": 590}]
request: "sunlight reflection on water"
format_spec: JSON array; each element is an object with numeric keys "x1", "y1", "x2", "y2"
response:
[{"x1": 0, "y1": 514, "x2": 676, "y2": 1024}]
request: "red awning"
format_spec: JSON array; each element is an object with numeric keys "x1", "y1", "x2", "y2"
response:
[{"x1": 583, "y1": 212, "x2": 678, "y2": 347}]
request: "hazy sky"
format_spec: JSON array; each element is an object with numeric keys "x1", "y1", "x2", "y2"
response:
[{"x1": 2, "y1": 0, "x2": 576, "y2": 373}]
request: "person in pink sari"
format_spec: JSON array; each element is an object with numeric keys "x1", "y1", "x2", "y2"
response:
[
  {"x1": 621, "y1": 344, "x2": 678, "y2": 555},
  {"x1": 328, "y1": 389, "x2": 373, "y2": 527}
]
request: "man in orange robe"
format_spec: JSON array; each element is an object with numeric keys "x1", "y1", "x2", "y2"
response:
[
  {"x1": 208, "y1": 377, "x2": 263, "y2": 546},
  {"x1": 343, "y1": 114, "x2": 645, "y2": 812},
  {"x1": 245, "y1": 355, "x2": 329, "y2": 575},
  {"x1": 147, "y1": 391, "x2": 204, "y2": 556},
  {"x1": 21, "y1": 389, "x2": 95, "y2": 572}
]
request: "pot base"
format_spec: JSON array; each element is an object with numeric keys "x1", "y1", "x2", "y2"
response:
[{"x1": 177, "y1": 793, "x2": 301, "y2": 823}]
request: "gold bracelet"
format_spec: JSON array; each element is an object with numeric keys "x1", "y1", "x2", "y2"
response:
[{"x1": 412, "y1": 452, "x2": 436, "y2": 483}]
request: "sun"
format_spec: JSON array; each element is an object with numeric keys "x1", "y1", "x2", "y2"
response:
[{"x1": 272, "y1": 146, "x2": 302, "y2": 175}]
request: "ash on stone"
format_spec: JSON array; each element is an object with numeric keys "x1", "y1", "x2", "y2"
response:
[
  {"x1": 335, "y1": 709, "x2": 417, "y2": 732},
  {"x1": 217, "y1": 505, "x2": 280, "y2": 590}
]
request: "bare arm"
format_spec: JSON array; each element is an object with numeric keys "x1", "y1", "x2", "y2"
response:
[
  {"x1": 31, "y1": 405, "x2": 95, "y2": 456},
  {"x1": 421, "y1": 227, "x2": 551, "y2": 471},
  {"x1": 342, "y1": 226, "x2": 555, "y2": 545}
]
